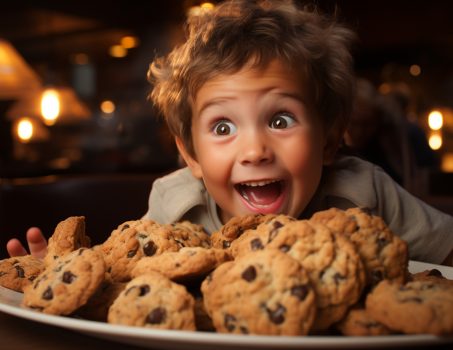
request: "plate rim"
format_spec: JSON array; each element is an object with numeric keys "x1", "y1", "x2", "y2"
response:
[{"x1": 0, "y1": 260, "x2": 452, "y2": 349}]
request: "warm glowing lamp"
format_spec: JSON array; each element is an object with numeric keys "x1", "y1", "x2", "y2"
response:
[
  {"x1": 13, "y1": 117, "x2": 50, "y2": 143},
  {"x1": 0, "y1": 39, "x2": 42, "y2": 99},
  {"x1": 17, "y1": 118, "x2": 33, "y2": 142},
  {"x1": 7, "y1": 86, "x2": 91, "y2": 125},
  {"x1": 428, "y1": 110, "x2": 443, "y2": 130},
  {"x1": 100, "y1": 100, "x2": 115, "y2": 114},
  {"x1": 428, "y1": 132, "x2": 442, "y2": 150},
  {"x1": 41, "y1": 88, "x2": 61, "y2": 125},
  {"x1": 109, "y1": 45, "x2": 127, "y2": 58},
  {"x1": 120, "y1": 36, "x2": 139, "y2": 49}
]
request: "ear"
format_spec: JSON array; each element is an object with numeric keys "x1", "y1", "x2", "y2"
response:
[
  {"x1": 323, "y1": 127, "x2": 343, "y2": 165},
  {"x1": 175, "y1": 137, "x2": 203, "y2": 179}
]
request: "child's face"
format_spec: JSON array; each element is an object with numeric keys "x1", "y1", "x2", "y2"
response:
[{"x1": 178, "y1": 59, "x2": 336, "y2": 223}]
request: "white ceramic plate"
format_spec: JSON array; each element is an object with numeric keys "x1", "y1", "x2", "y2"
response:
[{"x1": 0, "y1": 260, "x2": 452, "y2": 350}]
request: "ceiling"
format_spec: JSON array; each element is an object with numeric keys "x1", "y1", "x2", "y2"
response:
[{"x1": 1, "y1": 0, "x2": 453, "y2": 108}]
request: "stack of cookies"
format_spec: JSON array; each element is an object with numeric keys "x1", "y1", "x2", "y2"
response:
[{"x1": 1, "y1": 208, "x2": 452, "y2": 336}]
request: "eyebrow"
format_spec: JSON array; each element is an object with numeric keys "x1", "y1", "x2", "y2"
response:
[
  {"x1": 197, "y1": 97, "x2": 236, "y2": 117},
  {"x1": 197, "y1": 89, "x2": 306, "y2": 117}
]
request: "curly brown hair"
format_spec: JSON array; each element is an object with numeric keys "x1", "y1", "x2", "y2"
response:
[{"x1": 148, "y1": 0, "x2": 356, "y2": 157}]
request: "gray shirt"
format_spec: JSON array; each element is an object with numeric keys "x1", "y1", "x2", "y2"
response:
[{"x1": 144, "y1": 155, "x2": 453, "y2": 264}]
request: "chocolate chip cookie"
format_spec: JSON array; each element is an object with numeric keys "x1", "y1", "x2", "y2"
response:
[
  {"x1": 210, "y1": 214, "x2": 276, "y2": 250},
  {"x1": 108, "y1": 272, "x2": 196, "y2": 330},
  {"x1": 22, "y1": 248, "x2": 106, "y2": 315},
  {"x1": 169, "y1": 221, "x2": 211, "y2": 249},
  {"x1": 101, "y1": 219, "x2": 181, "y2": 282},
  {"x1": 266, "y1": 219, "x2": 366, "y2": 331},
  {"x1": 228, "y1": 214, "x2": 297, "y2": 258},
  {"x1": 44, "y1": 216, "x2": 91, "y2": 266},
  {"x1": 0, "y1": 255, "x2": 44, "y2": 292},
  {"x1": 310, "y1": 207, "x2": 408, "y2": 287},
  {"x1": 410, "y1": 268, "x2": 453, "y2": 286},
  {"x1": 131, "y1": 247, "x2": 232, "y2": 282},
  {"x1": 335, "y1": 306, "x2": 393, "y2": 336},
  {"x1": 366, "y1": 279, "x2": 453, "y2": 335},
  {"x1": 201, "y1": 249, "x2": 316, "y2": 335},
  {"x1": 76, "y1": 280, "x2": 127, "y2": 321}
]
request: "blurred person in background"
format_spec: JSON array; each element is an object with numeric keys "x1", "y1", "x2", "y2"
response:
[{"x1": 344, "y1": 78, "x2": 438, "y2": 195}]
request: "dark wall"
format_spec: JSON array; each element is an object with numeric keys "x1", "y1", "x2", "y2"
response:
[{"x1": 0, "y1": 173, "x2": 162, "y2": 259}]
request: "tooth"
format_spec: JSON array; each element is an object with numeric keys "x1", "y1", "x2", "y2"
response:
[{"x1": 242, "y1": 180, "x2": 277, "y2": 187}]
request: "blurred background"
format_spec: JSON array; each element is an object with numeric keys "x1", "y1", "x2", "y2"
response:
[
  {"x1": 1, "y1": 0, "x2": 453, "y2": 179},
  {"x1": 1, "y1": 0, "x2": 453, "y2": 256}
]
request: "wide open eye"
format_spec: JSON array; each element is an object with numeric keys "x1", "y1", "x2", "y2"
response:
[
  {"x1": 213, "y1": 120, "x2": 237, "y2": 136},
  {"x1": 269, "y1": 113, "x2": 296, "y2": 129}
]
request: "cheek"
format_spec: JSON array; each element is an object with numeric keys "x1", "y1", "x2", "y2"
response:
[
  {"x1": 196, "y1": 146, "x2": 232, "y2": 186},
  {"x1": 281, "y1": 133, "x2": 324, "y2": 173}
]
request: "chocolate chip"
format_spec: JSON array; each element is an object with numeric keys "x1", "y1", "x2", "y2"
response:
[
  {"x1": 241, "y1": 266, "x2": 257, "y2": 282},
  {"x1": 42, "y1": 286, "x2": 53, "y2": 300},
  {"x1": 143, "y1": 241, "x2": 157, "y2": 256},
  {"x1": 34, "y1": 274, "x2": 48, "y2": 289},
  {"x1": 62, "y1": 271, "x2": 77, "y2": 284},
  {"x1": 265, "y1": 303, "x2": 286, "y2": 324},
  {"x1": 250, "y1": 238, "x2": 263, "y2": 251},
  {"x1": 174, "y1": 239, "x2": 185, "y2": 248},
  {"x1": 139, "y1": 284, "x2": 150, "y2": 296},
  {"x1": 222, "y1": 240, "x2": 231, "y2": 249},
  {"x1": 291, "y1": 285, "x2": 309, "y2": 300},
  {"x1": 224, "y1": 313, "x2": 236, "y2": 331},
  {"x1": 127, "y1": 249, "x2": 137, "y2": 258},
  {"x1": 273, "y1": 220, "x2": 284, "y2": 229},
  {"x1": 268, "y1": 221, "x2": 283, "y2": 242},
  {"x1": 236, "y1": 227, "x2": 244, "y2": 237},
  {"x1": 279, "y1": 244, "x2": 290, "y2": 252},
  {"x1": 371, "y1": 270, "x2": 384, "y2": 285},
  {"x1": 333, "y1": 272, "x2": 346, "y2": 284},
  {"x1": 14, "y1": 265, "x2": 25, "y2": 278},
  {"x1": 239, "y1": 326, "x2": 249, "y2": 334},
  {"x1": 0, "y1": 272, "x2": 6, "y2": 277},
  {"x1": 427, "y1": 269, "x2": 443, "y2": 277},
  {"x1": 376, "y1": 236, "x2": 389, "y2": 252},
  {"x1": 121, "y1": 224, "x2": 130, "y2": 231},
  {"x1": 147, "y1": 307, "x2": 166, "y2": 324}
]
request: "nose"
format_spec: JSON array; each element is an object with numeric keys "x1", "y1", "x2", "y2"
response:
[{"x1": 238, "y1": 131, "x2": 274, "y2": 166}]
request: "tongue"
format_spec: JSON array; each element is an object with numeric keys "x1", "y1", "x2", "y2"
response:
[{"x1": 240, "y1": 182, "x2": 281, "y2": 206}]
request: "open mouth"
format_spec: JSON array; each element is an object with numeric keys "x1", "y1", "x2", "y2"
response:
[{"x1": 235, "y1": 180, "x2": 285, "y2": 212}]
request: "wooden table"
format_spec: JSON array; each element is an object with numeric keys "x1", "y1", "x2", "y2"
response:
[{"x1": 0, "y1": 311, "x2": 147, "y2": 350}]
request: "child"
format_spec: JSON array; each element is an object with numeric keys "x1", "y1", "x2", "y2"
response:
[{"x1": 7, "y1": 0, "x2": 453, "y2": 265}]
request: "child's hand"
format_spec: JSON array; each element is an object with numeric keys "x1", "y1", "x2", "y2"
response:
[{"x1": 6, "y1": 227, "x2": 47, "y2": 259}]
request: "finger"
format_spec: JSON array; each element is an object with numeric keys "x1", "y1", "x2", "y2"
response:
[
  {"x1": 6, "y1": 238, "x2": 28, "y2": 257},
  {"x1": 26, "y1": 227, "x2": 48, "y2": 259}
]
